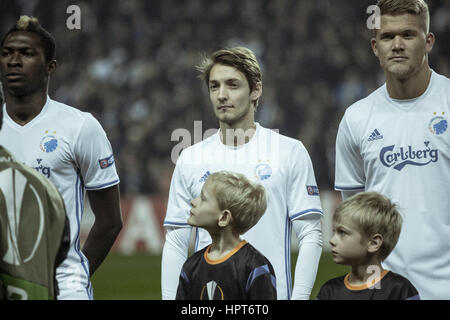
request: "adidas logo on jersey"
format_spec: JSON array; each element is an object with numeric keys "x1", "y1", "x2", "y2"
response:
[{"x1": 368, "y1": 129, "x2": 383, "y2": 142}]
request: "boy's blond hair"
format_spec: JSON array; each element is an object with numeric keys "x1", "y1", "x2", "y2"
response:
[
  {"x1": 206, "y1": 171, "x2": 267, "y2": 235},
  {"x1": 376, "y1": 0, "x2": 430, "y2": 34},
  {"x1": 196, "y1": 47, "x2": 262, "y2": 109},
  {"x1": 333, "y1": 192, "x2": 402, "y2": 261}
]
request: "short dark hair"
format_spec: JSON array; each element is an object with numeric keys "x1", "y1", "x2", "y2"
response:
[{"x1": 1, "y1": 16, "x2": 56, "y2": 63}]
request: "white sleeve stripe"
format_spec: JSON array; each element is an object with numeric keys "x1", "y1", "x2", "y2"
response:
[
  {"x1": 290, "y1": 208, "x2": 323, "y2": 221},
  {"x1": 163, "y1": 220, "x2": 190, "y2": 227}
]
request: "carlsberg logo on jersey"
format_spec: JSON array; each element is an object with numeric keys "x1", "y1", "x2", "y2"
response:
[{"x1": 380, "y1": 141, "x2": 438, "y2": 171}]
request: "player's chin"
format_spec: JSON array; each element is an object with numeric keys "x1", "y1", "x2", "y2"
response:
[{"x1": 386, "y1": 64, "x2": 414, "y2": 78}]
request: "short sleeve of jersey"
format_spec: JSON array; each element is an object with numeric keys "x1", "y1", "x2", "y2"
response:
[
  {"x1": 335, "y1": 111, "x2": 366, "y2": 191},
  {"x1": 163, "y1": 151, "x2": 192, "y2": 227},
  {"x1": 246, "y1": 262, "x2": 277, "y2": 300},
  {"x1": 287, "y1": 142, "x2": 323, "y2": 220},
  {"x1": 73, "y1": 114, "x2": 119, "y2": 190}
]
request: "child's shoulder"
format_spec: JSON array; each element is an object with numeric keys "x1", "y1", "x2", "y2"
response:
[
  {"x1": 384, "y1": 271, "x2": 418, "y2": 288},
  {"x1": 384, "y1": 271, "x2": 415, "y2": 286},
  {"x1": 182, "y1": 246, "x2": 209, "y2": 270},
  {"x1": 242, "y1": 242, "x2": 273, "y2": 265},
  {"x1": 321, "y1": 274, "x2": 347, "y2": 289},
  {"x1": 316, "y1": 274, "x2": 347, "y2": 300}
]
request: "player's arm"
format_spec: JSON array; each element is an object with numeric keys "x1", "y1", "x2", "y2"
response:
[
  {"x1": 162, "y1": 226, "x2": 191, "y2": 299},
  {"x1": 73, "y1": 114, "x2": 123, "y2": 276},
  {"x1": 286, "y1": 142, "x2": 323, "y2": 299},
  {"x1": 161, "y1": 153, "x2": 194, "y2": 300},
  {"x1": 335, "y1": 111, "x2": 365, "y2": 195},
  {"x1": 82, "y1": 184, "x2": 123, "y2": 276},
  {"x1": 291, "y1": 216, "x2": 322, "y2": 300}
]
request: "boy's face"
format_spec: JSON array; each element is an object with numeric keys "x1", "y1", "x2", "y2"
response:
[
  {"x1": 329, "y1": 218, "x2": 370, "y2": 265},
  {"x1": 188, "y1": 180, "x2": 222, "y2": 230}
]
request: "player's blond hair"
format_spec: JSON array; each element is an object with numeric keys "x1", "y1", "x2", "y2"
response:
[
  {"x1": 333, "y1": 192, "x2": 402, "y2": 261},
  {"x1": 196, "y1": 47, "x2": 262, "y2": 110},
  {"x1": 376, "y1": 0, "x2": 430, "y2": 34},
  {"x1": 206, "y1": 171, "x2": 267, "y2": 235}
]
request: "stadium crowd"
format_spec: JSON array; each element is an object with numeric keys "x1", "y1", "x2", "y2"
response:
[{"x1": 1, "y1": 0, "x2": 449, "y2": 196}]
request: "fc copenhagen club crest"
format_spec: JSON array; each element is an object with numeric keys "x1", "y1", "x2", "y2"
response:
[
  {"x1": 429, "y1": 112, "x2": 448, "y2": 135},
  {"x1": 40, "y1": 131, "x2": 58, "y2": 153},
  {"x1": 255, "y1": 162, "x2": 272, "y2": 181},
  {"x1": 0, "y1": 168, "x2": 45, "y2": 265}
]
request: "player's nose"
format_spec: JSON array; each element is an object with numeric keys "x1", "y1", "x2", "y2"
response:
[
  {"x1": 217, "y1": 86, "x2": 228, "y2": 101},
  {"x1": 392, "y1": 35, "x2": 405, "y2": 51}
]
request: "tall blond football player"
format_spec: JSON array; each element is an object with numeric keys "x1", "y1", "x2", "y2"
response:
[
  {"x1": 335, "y1": 0, "x2": 450, "y2": 299},
  {"x1": 162, "y1": 47, "x2": 323, "y2": 300},
  {"x1": 0, "y1": 16, "x2": 122, "y2": 300}
]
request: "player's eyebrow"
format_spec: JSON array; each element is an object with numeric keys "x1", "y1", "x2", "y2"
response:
[
  {"x1": 380, "y1": 28, "x2": 419, "y2": 36},
  {"x1": 209, "y1": 77, "x2": 241, "y2": 84}
]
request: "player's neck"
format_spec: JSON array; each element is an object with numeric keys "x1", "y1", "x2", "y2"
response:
[
  {"x1": 385, "y1": 64, "x2": 431, "y2": 100},
  {"x1": 5, "y1": 90, "x2": 48, "y2": 126},
  {"x1": 219, "y1": 121, "x2": 256, "y2": 147},
  {"x1": 208, "y1": 230, "x2": 242, "y2": 261}
]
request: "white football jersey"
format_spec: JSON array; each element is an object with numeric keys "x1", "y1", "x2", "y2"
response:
[
  {"x1": 0, "y1": 97, "x2": 120, "y2": 299},
  {"x1": 164, "y1": 123, "x2": 323, "y2": 299},
  {"x1": 335, "y1": 70, "x2": 450, "y2": 299}
]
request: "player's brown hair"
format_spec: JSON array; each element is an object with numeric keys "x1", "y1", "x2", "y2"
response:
[
  {"x1": 196, "y1": 47, "x2": 262, "y2": 109},
  {"x1": 206, "y1": 171, "x2": 267, "y2": 235},
  {"x1": 375, "y1": 0, "x2": 430, "y2": 34},
  {"x1": 333, "y1": 192, "x2": 402, "y2": 261},
  {"x1": 1, "y1": 16, "x2": 56, "y2": 63}
]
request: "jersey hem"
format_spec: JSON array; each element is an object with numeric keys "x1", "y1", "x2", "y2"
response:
[
  {"x1": 163, "y1": 221, "x2": 190, "y2": 227},
  {"x1": 290, "y1": 208, "x2": 323, "y2": 221},
  {"x1": 334, "y1": 185, "x2": 365, "y2": 191},
  {"x1": 85, "y1": 179, "x2": 120, "y2": 190}
]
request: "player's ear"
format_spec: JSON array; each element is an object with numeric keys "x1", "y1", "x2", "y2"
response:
[
  {"x1": 425, "y1": 32, "x2": 435, "y2": 54},
  {"x1": 367, "y1": 233, "x2": 383, "y2": 253},
  {"x1": 46, "y1": 59, "x2": 57, "y2": 76},
  {"x1": 250, "y1": 82, "x2": 262, "y2": 102},
  {"x1": 371, "y1": 38, "x2": 379, "y2": 57},
  {"x1": 218, "y1": 209, "x2": 233, "y2": 228}
]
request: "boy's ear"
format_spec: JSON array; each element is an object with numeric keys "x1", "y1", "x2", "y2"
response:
[
  {"x1": 367, "y1": 233, "x2": 383, "y2": 253},
  {"x1": 218, "y1": 209, "x2": 233, "y2": 228}
]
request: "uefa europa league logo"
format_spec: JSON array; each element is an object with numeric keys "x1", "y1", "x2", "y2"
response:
[{"x1": 0, "y1": 168, "x2": 44, "y2": 266}]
